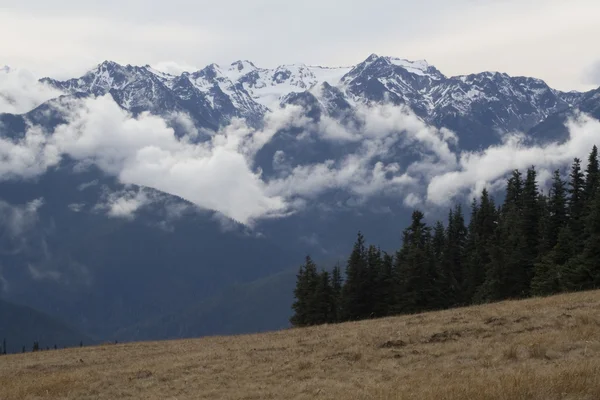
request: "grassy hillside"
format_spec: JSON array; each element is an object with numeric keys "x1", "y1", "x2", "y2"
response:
[
  {"x1": 1, "y1": 290, "x2": 599, "y2": 399},
  {"x1": 0, "y1": 298, "x2": 92, "y2": 354}
]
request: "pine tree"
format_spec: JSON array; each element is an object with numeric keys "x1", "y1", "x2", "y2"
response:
[
  {"x1": 546, "y1": 170, "x2": 568, "y2": 250},
  {"x1": 394, "y1": 210, "x2": 436, "y2": 313},
  {"x1": 290, "y1": 256, "x2": 319, "y2": 327},
  {"x1": 521, "y1": 167, "x2": 541, "y2": 286},
  {"x1": 584, "y1": 145, "x2": 599, "y2": 203},
  {"x1": 365, "y1": 245, "x2": 382, "y2": 318},
  {"x1": 570, "y1": 186, "x2": 600, "y2": 290},
  {"x1": 2, "y1": 338, "x2": 5, "y2": 355},
  {"x1": 464, "y1": 190, "x2": 497, "y2": 302},
  {"x1": 373, "y1": 252, "x2": 395, "y2": 317},
  {"x1": 569, "y1": 158, "x2": 586, "y2": 240},
  {"x1": 532, "y1": 227, "x2": 574, "y2": 296},
  {"x1": 442, "y1": 205, "x2": 468, "y2": 306},
  {"x1": 312, "y1": 270, "x2": 335, "y2": 324},
  {"x1": 342, "y1": 232, "x2": 369, "y2": 321},
  {"x1": 479, "y1": 170, "x2": 530, "y2": 301},
  {"x1": 331, "y1": 264, "x2": 343, "y2": 322}
]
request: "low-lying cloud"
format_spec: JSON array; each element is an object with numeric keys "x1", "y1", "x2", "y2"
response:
[
  {"x1": 0, "y1": 67, "x2": 63, "y2": 114},
  {"x1": 426, "y1": 114, "x2": 600, "y2": 205},
  {"x1": 1, "y1": 80, "x2": 600, "y2": 225}
]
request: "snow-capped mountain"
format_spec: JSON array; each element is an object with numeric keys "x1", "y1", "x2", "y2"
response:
[{"x1": 37, "y1": 54, "x2": 592, "y2": 148}]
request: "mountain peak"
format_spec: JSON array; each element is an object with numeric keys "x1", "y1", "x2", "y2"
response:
[
  {"x1": 96, "y1": 60, "x2": 123, "y2": 70},
  {"x1": 230, "y1": 60, "x2": 257, "y2": 71}
]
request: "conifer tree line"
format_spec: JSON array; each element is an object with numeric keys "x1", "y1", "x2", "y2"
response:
[{"x1": 291, "y1": 145, "x2": 600, "y2": 327}]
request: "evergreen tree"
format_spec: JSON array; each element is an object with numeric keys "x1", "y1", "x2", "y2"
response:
[
  {"x1": 569, "y1": 158, "x2": 586, "y2": 242},
  {"x1": 2, "y1": 338, "x2": 5, "y2": 355},
  {"x1": 532, "y1": 227, "x2": 574, "y2": 296},
  {"x1": 290, "y1": 256, "x2": 319, "y2": 327},
  {"x1": 584, "y1": 145, "x2": 599, "y2": 203},
  {"x1": 442, "y1": 205, "x2": 468, "y2": 306},
  {"x1": 464, "y1": 190, "x2": 497, "y2": 302},
  {"x1": 479, "y1": 170, "x2": 531, "y2": 301},
  {"x1": 312, "y1": 270, "x2": 335, "y2": 324},
  {"x1": 373, "y1": 252, "x2": 395, "y2": 317},
  {"x1": 521, "y1": 167, "x2": 541, "y2": 285},
  {"x1": 341, "y1": 232, "x2": 369, "y2": 321},
  {"x1": 569, "y1": 187, "x2": 600, "y2": 290},
  {"x1": 546, "y1": 170, "x2": 568, "y2": 250},
  {"x1": 394, "y1": 210, "x2": 436, "y2": 313},
  {"x1": 365, "y1": 245, "x2": 382, "y2": 318},
  {"x1": 331, "y1": 264, "x2": 343, "y2": 322}
]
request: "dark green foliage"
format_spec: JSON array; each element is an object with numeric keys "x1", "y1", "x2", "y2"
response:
[
  {"x1": 441, "y1": 205, "x2": 468, "y2": 306},
  {"x1": 33, "y1": 341, "x2": 39, "y2": 352},
  {"x1": 394, "y1": 210, "x2": 438, "y2": 313},
  {"x1": 464, "y1": 190, "x2": 497, "y2": 302},
  {"x1": 584, "y1": 145, "x2": 599, "y2": 203},
  {"x1": 569, "y1": 158, "x2": 586, "y2": 245},
  {"x1": 546, "y1": 170, "x2": 569, "y2": 250},
  {"x1": 342, "y1": 232, "x2": 370, "y2": 321},
  {"x1": 291, "y1": 144, "x2": 600, "y2": 327},
  {"x1": 372, "y1": 252, "x2": 395, "y2": 318},
  {"x1": 331, "y1": 264, "x2": 343, "y2": 322},
  {"x1": 290, "y1": 256, "x2": 319, "y2": 327}
]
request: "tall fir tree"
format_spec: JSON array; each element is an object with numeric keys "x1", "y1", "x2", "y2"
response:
[
  {"x1": 443, "y1": 205, "x2": 468, "y2": 306},
  {"x1": 464, "y1": 190, "x2": 497, "y2": 302},
  {"x1": 331, "y1": 264, "x2": 343, "y2": 322},
  {"x1": 290, "y1": 256, "x2": 319, "y2": 327},
  {"x1": 394, "y1": 210, "x2": 437, "y2": 313},
  {"x1": 546, "y1": 170, "x2": 568, "y2": 251},
  {"x1": 584, "y1": 145, "x2": 599, "y2": 204},
  {"x1": 569, "y1": 159, "x2": 586, "y2": 232},
  {"x1": 341, "y1": 232, "x2": 369, "y2": 321},
  {"x1": 312, "y1": 270, "x2": 335, "y2": 324},
  {"x1": 521, "y1": 167, "x2": 541, "y2": 286},
  {"x1": 373, "y1": 252, "x2": 395, "y2": 317},
  {"x1": 570, "y1": 185, "x2": 600, "y2": 290}
]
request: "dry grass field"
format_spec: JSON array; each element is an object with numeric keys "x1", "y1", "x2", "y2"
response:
[{"x1": 1, "y1": 290, "x2": 599, "y2": 400}]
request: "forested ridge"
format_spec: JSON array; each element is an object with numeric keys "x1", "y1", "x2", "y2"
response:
[{"x1": 291, "y1": 145, "x2": 600, "y2": 327}]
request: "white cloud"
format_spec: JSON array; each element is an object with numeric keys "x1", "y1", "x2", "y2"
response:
[
  {"x1": 426, "y1": 113, "x2": 600, "y2": 205},
  {"x1": 0, "y1": 67, "x2": 63, "y2": 114},
  {"x1": 2, "y1": 80, "x2": 600, "y2": 225}
]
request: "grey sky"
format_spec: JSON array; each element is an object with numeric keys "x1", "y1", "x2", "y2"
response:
[{"x1": 1, "y1": 0, "x2": 599, "y2": 90}]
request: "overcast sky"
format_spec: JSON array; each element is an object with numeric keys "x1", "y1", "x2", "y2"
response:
[{"x1": 1, "y1": 0, "x2": 599, "y2": 90}]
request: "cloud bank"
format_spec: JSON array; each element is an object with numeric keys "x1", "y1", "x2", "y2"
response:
[
  {"x1": 1, "y1": 74, "x2": 600, "y2": 225},
  {"x1": 0, "y1": 67, "x2": 63, "y2": 114}
]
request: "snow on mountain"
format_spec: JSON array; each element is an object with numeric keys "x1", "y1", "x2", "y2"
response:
[{"x1": 31, "y1": 55, "x2": 594, "y2": 145}]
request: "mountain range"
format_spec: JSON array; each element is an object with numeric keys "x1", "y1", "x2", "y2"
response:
[
  {"x1": 35, "y1": 54, "x2": 598, "y2": 146},
  {"x1": 1, "y1": 54, "x2": 599, "y2": 345}
]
